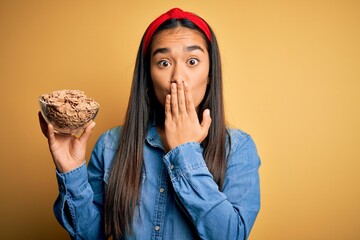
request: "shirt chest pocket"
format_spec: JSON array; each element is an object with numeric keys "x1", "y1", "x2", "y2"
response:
[{"x1": 103, "y1": 169, "x2": 147, "y2": 206}]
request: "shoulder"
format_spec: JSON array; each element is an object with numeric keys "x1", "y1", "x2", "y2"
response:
[
  {"x1": 225, "y1": 127, "x2": 260, "y2": 165},
  {"x1": 90, "y1": 126, "x2": 123, "y2": 171},
  {"x1": 226, "y1": 128, "x2": 251, "y2": 143},
  {"x1": 226, "y1": 128, "x2": 255, "y2": 151},
  {"x1": 95, "y1": 125, "x2": 123, "y2": 151}
]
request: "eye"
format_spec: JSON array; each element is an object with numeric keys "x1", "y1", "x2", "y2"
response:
[
  {"x1": 158, "y1": 60, "x2": 171, "y2": 68},
  {"x1": 188, "y1": 58, "x2": 199, "y2": 66}
]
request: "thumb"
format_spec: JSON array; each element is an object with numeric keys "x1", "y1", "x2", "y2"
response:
[
  {"x1": 38, "y1": 111, "x2": 49, "y2": 138},
  {"x1": 79, "y1": 121, "x2": 96, "y2": 146},
  {"x1": 200, "y1": 109, "x2": 212, "y2": 131}
]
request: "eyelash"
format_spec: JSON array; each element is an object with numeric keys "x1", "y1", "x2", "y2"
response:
[
  {"x1": 158, "y1": 60, "x2": 171, "y2": 68},
  {"x1": 157, "y1": 58, "x2": 199, "y2": 68},
  {"x1": 188, "y1": 58, "x2": 199, "y2": 66}
]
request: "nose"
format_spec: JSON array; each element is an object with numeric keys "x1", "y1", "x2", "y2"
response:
[{"x1": 170, "y1": 63, "x2": 185, "y2": 84}]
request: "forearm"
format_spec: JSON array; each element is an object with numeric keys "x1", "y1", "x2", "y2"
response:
[
  {"x1": 54, "y1": 163, "x2": 105, "y2": 239},
  {"x1": 163, "y1": 141, "x2": 260, "y2": 240},
  {"x1": 171, "y1": 164, "x2": 248, "y2": 239}
]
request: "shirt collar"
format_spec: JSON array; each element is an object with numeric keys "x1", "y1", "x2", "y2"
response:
[{"x1": 145, "y1": 125, "x2": 165, "y2": 150}]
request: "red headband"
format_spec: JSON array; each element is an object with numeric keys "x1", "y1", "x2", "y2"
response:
[{"x1": 143, "y1": 8, "x2": 211, "y2": 53}]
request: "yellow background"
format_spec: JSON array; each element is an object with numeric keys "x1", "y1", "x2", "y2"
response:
[{"x1": 1, "y1": 0, "x2": 359, "y2": 239}]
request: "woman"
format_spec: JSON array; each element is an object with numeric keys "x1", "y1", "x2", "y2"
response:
[{"x1": 39, "y1": 7, "x2": 261, "y2": 240}]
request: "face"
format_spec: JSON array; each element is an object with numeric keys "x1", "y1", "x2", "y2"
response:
[{"x1": 150, "y1": 27, "x2": 210, "y2": 108}]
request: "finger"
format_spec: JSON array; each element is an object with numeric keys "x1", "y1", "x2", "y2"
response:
[
  {"x1": 79, "y1": 121, "x2": 96, "y2": 146},
  {"x1": 201, "y1": 109, "x2": 212, "y2": 132},
  {"x1": 177, "y1": 80, "x2": 186, "y2": 114},
  {"x1": 165, "y1": 94, "x2": 172, "y2": 121},
  {"x1": 47, "y1": 123, "x2": 56, "y2": 145},
  {"x1": 38, "y1": 111, "x2": 49, "y2": 138},
  {"x1": 184, "y1": 82, "x2": 196, "y2": 116},
  {"x1": 170, "y1": 83, "x2": 179, "y2": 116}
]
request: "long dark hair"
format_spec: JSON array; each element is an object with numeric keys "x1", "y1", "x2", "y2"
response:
[{"x1": 104, "y1": 18, "x2": 228, "y2": 239}]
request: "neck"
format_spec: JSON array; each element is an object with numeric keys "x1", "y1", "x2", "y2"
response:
[{"x1": 156, "y1": 126, "x2": 170, "y2": 152}]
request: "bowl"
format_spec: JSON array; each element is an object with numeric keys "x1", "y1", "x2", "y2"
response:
[{"x1": 39, "y1": 90, "x2": 100, "y2": 136}]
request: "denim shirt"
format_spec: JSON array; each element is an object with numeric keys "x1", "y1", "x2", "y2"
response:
[{"x1": 54, "y1": 126, "x2": 261, "y2": 240}]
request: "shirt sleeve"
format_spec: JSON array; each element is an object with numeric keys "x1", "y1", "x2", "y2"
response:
[
  {"x1": 53, "y1": 132, "x2": 108, "y2": 240},
  {"x1": 162, "y1": 131, "x2": 261, "y2": 240}
]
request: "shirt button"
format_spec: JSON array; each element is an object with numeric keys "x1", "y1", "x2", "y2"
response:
[
  {"x1": 159, "y1": 187, "x2": 165, "y2": 193},
  {"x1": 154, "y1": 225, "x2": 160, "y2": 231},
  {"x1": 170, "y1": 164, "x2": 174, "y2": 170}
]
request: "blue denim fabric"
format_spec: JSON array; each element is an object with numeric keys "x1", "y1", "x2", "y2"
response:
[{"x1": 54, "y1": 126, "x2": 261, "y2": 240}]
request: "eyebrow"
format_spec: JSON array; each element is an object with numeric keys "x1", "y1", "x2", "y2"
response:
[
  {"x1": 186, "y1": 45, "x2": 204, "y2": 53},
  {"x1": 152, "y1": 48, "x2": 169, "y2": 57},
  {"x1": 152, "y1": 45, "x2": 204, "y2": 57}
]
